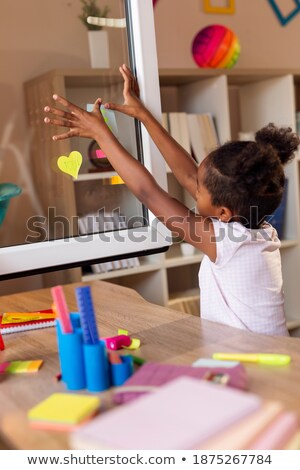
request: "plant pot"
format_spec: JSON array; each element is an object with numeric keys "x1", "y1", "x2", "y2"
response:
[{"x1": 88, "y1": 30, "x2": 110, "y2": 68}]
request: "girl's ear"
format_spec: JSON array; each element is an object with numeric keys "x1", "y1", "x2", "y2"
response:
[{"x1": 218, "y1": 207, "x2": 233, "y2": 222}]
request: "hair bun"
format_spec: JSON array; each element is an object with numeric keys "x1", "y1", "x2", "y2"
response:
[
  {"x1": 233, "y1": 141, "x2": 280, "y2": 194},
  {"x1": 255, "y1": 123, "x2": 300, "y2": 165}
]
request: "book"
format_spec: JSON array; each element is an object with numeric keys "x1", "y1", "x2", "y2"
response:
[
  {"x1": 177, "y1": 112, "x2": 191, "y2": 153},
  {"x1": 266, "y1": 178, "x2": 288, "y2": 239},
  {"x1": 187, "y1": 114, "x2": 206, "y2": 164},
  {"x1": 198, "y1": 114, "x2": 218, "y2": 155},
  {"x1": 28, "y1": 393, "x2": 100, "y2": 432},
  {"x1": 71, "y1": 377, "x2": 261, "y2": 450},
  {"x1": 78, "y1": 211, "x2": 139, "y2": 273},
  {"x1": 205, "y1": 113, "x2": 220, "y2": 149},
  {"x1": 161, "y1": 113, "x2": 171, "y2": 173},
  {"x1": 284, "y1": 430, "x2": 300, "y2": 450},
  {"x1": 0, "y1": 309, "x2": 55, "y2": 334},
  {"x1": 248, "y1": 410, "x2": 299, "y2": 450},
  {"x1": 198, "y1": 401, "x2": 283, "y2": 449},
  {"x1": 168, "y1": 112, "x2": 191, "y2": 153}
]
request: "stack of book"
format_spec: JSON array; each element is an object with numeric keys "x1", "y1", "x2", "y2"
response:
[
  {"x1": 162, "y1": 111, "x2": 219, "y2": 169},
  {"x1": 70, "y1": 376, "x2": 300, "y2": 450},
  {"x1": 78, "y1": 211, "x2": 140, "y2": 274}
]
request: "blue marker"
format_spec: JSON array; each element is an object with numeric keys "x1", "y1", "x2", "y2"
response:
[{"x1": 75, "y1": 286, "x2": 99, "y2": 344}]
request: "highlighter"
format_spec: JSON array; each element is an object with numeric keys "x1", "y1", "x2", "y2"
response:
[{"x1": 212, "y1": 352, "x2": 291, "y2": 366}]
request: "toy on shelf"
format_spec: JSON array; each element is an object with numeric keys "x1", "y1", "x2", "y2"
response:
[
  {"x1": 203, "y1": 0, "x2": 235, "y2": 15},
  {"x1": 52, "y1": 285, "x2": 134, "y2": 392},
  {"x1": 0, "y1": 183, "x2": 22, "y2": 226},
  {"x1": 192, "y1": 24, "x2": 241, "y2": 69}
]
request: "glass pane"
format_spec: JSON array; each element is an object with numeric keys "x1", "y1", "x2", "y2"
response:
[{"x1": 0, "y1": 0, "x2": 146, "y2": 248}]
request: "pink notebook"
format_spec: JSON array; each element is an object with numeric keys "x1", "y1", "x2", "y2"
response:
[
  {"x1": 113, "y1": 361, "x2": 247, "y2": 404},
  {"x1": 71, "y1": 377, "x2": 261, "y2": 450}
]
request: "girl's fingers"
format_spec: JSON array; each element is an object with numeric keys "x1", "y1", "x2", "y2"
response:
[
  {"x1": 104, "y1": 102, "x2": 123, "y2": 112},
  {"x1": 119, "y1": 66, "x2": 131, "y2": 95},
  {"x1": 44, "y1": 116, "x2": 76, "y2": 128},
  {"x1": 44, "y1": 106, "x2": 76, "y2": 121},
  {"x1": 122, "y1": 64, "x2": 140, "y2": 98},
  {"x1": 52, "y1": 94, "x2": 82, "y2": 116},
  {"x1": 92, "y1": 98, "x2": 102, "y2": 113},
  {"x1": 52, "y1": 131, "x2": 74, "y2": 141}
]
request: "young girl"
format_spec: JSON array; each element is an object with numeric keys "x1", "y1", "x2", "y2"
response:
[{"x1": 44, "y1": 64, "x2": 300, "y2": 336}]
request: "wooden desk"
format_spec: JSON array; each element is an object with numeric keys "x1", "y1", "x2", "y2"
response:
[{"x1": 1, "y1": 280, "x2": 300, "y2": 449}]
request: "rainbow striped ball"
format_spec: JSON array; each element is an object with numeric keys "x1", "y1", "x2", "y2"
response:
[{"x1": 192, "y1": 25, "x2": 241, "y2": 69}]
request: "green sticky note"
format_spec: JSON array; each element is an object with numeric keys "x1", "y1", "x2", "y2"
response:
[{"x1": 6, "y1": 361, "x2": 24, "y2": 374}]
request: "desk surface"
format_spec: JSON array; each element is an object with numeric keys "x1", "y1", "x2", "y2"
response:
[{"x1": 1, "y1": 280, "x2": 300, "y2": 449}]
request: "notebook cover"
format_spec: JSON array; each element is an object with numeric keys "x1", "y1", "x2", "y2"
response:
[
  {"x1": 71, "y1": 377, "x2": 261, "y2": 450},
  {"x1": 0, "y1": 309, "x2": 55, "y2": 334},
  {"x1": 113, "y1": 361, "x2": 247, "y2": 404}
]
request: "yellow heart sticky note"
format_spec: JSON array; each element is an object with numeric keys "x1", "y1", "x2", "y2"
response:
[{"x1": 57, "y1": 151, "x2": 83, "y2": 179}]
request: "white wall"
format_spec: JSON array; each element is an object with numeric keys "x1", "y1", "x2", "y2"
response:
[{"x1": 154, "y1": 0, "x2": 300, "y2": 69}]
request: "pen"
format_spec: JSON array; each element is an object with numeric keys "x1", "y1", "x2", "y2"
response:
[{"x1": 212, "y1": 352, "x2": 291, "y2": 366}]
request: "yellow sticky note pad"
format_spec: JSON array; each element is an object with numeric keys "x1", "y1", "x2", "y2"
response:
[
  {"x1": 6, "y1": 361, "x2": 23, "y2": 374},
  {"x1": 5, "y1": 360, "x2": 43, "y2": 374},
  {"x1": 28, "y1": 393, "x2": 100, "y2": 425}
]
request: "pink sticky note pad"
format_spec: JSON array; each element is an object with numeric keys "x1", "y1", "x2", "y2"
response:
[
  {"x1": 0, "y1": 362, "x2": 10, "y2": 373},
  {"x1": 95, "y1": 149, "x2": 107, "y2": 159}
]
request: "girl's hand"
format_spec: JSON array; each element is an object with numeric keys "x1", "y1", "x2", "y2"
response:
[
  {"x1": 44, "y1": 95, "x2": 106, "y2": 141},
  {"x1": 104, "y1": 64, "x2": 147, "y2": 120}
]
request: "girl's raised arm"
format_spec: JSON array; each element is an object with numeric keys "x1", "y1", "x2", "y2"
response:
[
  {"x1": 44, "y1": 95, "x2": 216, "y2": 261},
  {"x1": 104, "y1": 65, "x2": 198, "y2": 199}
]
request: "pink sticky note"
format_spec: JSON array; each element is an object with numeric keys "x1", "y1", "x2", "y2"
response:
[
  {"x1": 95, "y1": 149, "x2": 107, "y2": 159},
  {"x1": 0, "y1": 362, "x2": 10, "y2": 373}
]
